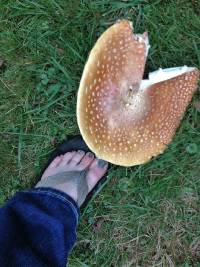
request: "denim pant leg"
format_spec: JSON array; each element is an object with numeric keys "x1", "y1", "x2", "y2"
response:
[{"x1": 0, "y1": 187, "x2": 80, "y2": 267}]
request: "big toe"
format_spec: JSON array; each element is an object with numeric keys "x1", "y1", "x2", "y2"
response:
[
  {"x1": 86, "y1": 158, "x2": 108, "y2": 192},
  {"x1": 41, "y1": 156, "x2": 63, "y2": 179}
]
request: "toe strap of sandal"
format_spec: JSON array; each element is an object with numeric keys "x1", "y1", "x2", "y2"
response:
[{"x1": 36, "y1": 170, "x2": 89, "y2": 206}]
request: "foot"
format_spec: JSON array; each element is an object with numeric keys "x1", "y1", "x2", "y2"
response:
[{"x1": 37, "y1": 151, "x2": 108, "y2": 206}]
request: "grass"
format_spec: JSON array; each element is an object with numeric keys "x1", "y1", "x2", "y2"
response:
[{"x1": 0, "y1": 0, "x2": 200, "y2": 266}]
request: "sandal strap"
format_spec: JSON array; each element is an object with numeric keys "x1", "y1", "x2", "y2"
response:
[{"x1": 36, "y1": 170, "x2": 89, "y2": 206}]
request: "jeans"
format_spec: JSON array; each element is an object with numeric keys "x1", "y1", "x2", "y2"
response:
[{"x1": 0, "y1": 187, "x2": 80, "y2": 267}]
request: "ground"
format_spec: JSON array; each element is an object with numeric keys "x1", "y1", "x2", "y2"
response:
[{"x1": 0, "y1": 0, "x2": 200, "y2": 266}]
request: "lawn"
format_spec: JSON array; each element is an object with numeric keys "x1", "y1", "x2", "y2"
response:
[{"x1": 0, "y1": 0, "x2": 200, "y2": 266}]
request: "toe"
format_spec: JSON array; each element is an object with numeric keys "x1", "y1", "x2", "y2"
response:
[
  {"x1": 69, "y1": 150, "x2": 85, "y2": 166},
  {"x1": 77, "y1": 152, "x2": 95, "y2": 170},
  {"x1": 86, "y1": 158, "x2": 108, "y2": 191},
  {"x1": 41, "y1": 156, "x2": 63, "y2": 179},
  {"x1": 60, "y1": 151, "x2": 76, "y2": 166},
  {"x1": 49, "y1": 156, "x2": 62, "y2": 168}
]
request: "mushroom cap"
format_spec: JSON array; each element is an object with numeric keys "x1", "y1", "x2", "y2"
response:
[{"x1": 77, "y1": 20, "x2": 199, "y2": 166}]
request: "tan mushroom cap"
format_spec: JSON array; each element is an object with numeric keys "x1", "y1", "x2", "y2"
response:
[{"x1": 77, "y1": 20, "x2": 199, "y2": 166}]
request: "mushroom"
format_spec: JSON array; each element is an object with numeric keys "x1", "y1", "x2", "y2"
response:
[{"x1": 77, "y1": 20, "x2": 199, "y2": 166}]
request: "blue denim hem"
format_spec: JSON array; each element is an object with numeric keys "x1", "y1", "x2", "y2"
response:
[{"x1": 22, "y1": 187, "x2": 80, "y2": 224}]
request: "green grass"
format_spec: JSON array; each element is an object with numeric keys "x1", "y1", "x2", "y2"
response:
[{"x1": 0, "y1": 0, "x2": 200, "y2": 266}]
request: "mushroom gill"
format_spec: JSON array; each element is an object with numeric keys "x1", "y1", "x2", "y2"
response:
[{"x1": 77, "y1": 20, "x2": 199, "y2": 166}]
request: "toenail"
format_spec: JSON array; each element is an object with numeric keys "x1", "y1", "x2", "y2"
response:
[
  {"x1": 97, "y1": 159, "x2": 108, "y2": 168},
  {"x1": 87, "y1": 152, "x2": 94, "y2": 158},
  {"x1": 77, "y1": 150, "x2": 85, "y2": 154}
]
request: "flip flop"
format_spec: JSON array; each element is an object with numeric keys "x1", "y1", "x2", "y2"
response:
[{"x1": 36, "y1": 135, "x2": 108, "y2": 206}]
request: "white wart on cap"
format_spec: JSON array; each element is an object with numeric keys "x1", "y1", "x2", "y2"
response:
[{"x1": 77, "y1": 20, "x2": 199, "y2": 166}]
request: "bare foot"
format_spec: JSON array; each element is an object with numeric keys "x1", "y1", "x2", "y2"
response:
[{"x1": 37, "y1": 151, "x2": 108, "y2": 206}]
